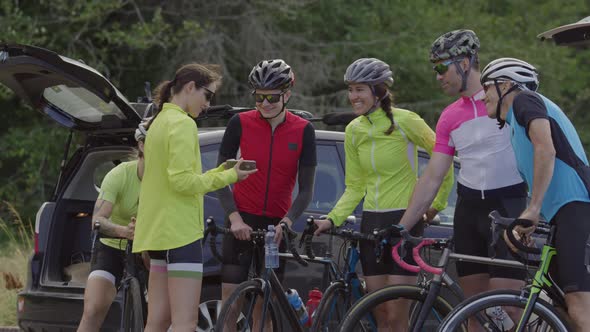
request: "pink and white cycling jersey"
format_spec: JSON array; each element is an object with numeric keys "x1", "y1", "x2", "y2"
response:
[{"x1": 434, "y1": 89, "x2": 523, "y2": 195}]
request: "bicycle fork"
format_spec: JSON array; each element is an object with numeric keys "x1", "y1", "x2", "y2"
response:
[{"x1": 515, "y1": 245, "x2": 557, "y2": 332}]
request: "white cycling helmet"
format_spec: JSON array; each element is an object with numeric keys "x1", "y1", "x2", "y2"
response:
[
  {"x1": 134, "y1": 117, "x2": 152, "y2": 142},
  {"x1": 481, "y1": 57, "x2": 539, "y2": 92}
]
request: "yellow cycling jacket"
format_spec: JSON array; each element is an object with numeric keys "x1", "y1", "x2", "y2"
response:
[
  {"x1": 133, "y1": 103, "x2": 238, "y2": 252},
  {"x1": 327, "y1": 107, "x2": 453, "y2": 226}
]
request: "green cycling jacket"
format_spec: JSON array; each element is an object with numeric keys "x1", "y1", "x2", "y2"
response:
[
  {"x1": 327, "y1": 107, "x2": 453, "y2": 226},
  {"x1": 134, "y1": 103, "x2": 238, "y2": 252}
]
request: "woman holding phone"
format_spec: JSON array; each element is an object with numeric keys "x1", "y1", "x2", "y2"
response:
[{"x1": 133, "y1": 63, "x2": 255, "y2": 332}]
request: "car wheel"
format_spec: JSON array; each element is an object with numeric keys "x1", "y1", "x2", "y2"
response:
[{"x1": 196, "y1": 299, "x2": 221, "y2": 332}]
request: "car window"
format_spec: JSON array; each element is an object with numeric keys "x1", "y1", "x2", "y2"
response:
[
  {"x1": 417, "y1": 153, "x2": 458, "y2": 226},
  {"x1": 44, "y1": 86, "x2": 127, "y2": 123},
  {"x1": 93, "y1": 156, "x2": 137, "y2": 190},
  {"x1": 201, "y1": 144, "x2": 220, "y2": 173},
  {"x1": 307, "y1": 144, "x2": 346, "y2": 212},
  {"x1": 289, "y1": 143, "x2": 348, "y2": 214}
]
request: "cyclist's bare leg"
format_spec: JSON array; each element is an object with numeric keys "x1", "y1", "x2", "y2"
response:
[
  {"x1": 222, "y1": 282, "x2": 273, "y2": 332},
  {"x1": 565, "y1": 291, "x2": 590, "y2": 332},
  {"x1": 168, "y1": 276, "x2": 202, "y2": 332},
  {"x1": 365, "y1": 274, "x2": 417, "y2": 332},
  {"x1": 145, "y1": 263, "x2": 171, "y2": 332},
  {"x1": 77, "y1": 276, "x2": 117, "y2": 332},
  {"x1": 459, "y1": 273, "x2": 489, "y2": 332},
  {"x1": 489, "y1": 277, "x2": 525, "y2": 324}
]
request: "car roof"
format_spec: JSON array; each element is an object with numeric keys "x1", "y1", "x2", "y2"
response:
[
  {"x1": 198, "y1": 129, "x2": 345, "y2": 146},
  {"x1": 538, "y1": 16, "x2": 590, "y2": 46}
]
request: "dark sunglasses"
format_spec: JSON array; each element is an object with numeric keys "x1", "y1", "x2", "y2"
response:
[
  {"x1": 254, "y1": 92, "x2": 285, "y2": 104},
  {"x1": 482, "y1": 80, "x2": 507, "y2": 93},
  {"x1": 432, "y1": 58, "x2": 462, "y2": 75},
  {"x1": 201, "y1": 86, "x2": 215, "y2": 101}
]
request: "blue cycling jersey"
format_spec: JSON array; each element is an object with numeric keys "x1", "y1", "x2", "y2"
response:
[{"x1": 506, "y1": 91, "x2": 590, "y2": 221}]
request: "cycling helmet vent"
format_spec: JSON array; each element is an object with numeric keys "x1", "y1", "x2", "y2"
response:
[
  {"x1": 248, "y1": 59, "x2": 294, "y2": 90},
  {"x1": 343, "y1": 58, "x2": 394, "y2": 87},
  {"x1": 481, "y1": 57, "x2": 539, "y2": 91},
  {"x1": 430, "y1": 29, "x2": 480, "y2": 62}
]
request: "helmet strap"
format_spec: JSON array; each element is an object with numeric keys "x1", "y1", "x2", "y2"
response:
[
  {"x1": 494, "y1": 80, "x2": 520, "y2": 129},
  {"x1": 456, "y1": 56, "x2": 473, "y2": 93},
  {"x1": 363, "y1": 85, "x2": 388, "y2": 117}
]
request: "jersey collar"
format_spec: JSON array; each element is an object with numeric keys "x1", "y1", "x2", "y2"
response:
[
  {"x1": 163, "y1": 102, "x2": 189, "y2": 116},
  {"x1": 461, "y1": 88, "x2": 485, "y2": 101},
  {"x1": 364, "y1": 107, "x2": 387, "y2": 122}
]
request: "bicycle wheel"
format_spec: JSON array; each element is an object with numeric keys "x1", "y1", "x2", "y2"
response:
[
  {"x1": 215, "y1": 279, "x2": 280, "y2": 332},
  {"x1": 122, "y1": 277, "x2": 144, "y2": 332},
  {"x1": 439, "y1": 289, "x2": 570, "y2": 332},
  {"x1": 339, "y1": 285, "x2": 454, "y2": 332},
  {"x1": 311, "y1": 281, "x2": 370, "y2": 332}
]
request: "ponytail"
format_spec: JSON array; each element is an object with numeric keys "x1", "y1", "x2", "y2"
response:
[
  {"x1": 146, "y1": 63, "x2": 222, "y2": 130},
  {"x1": 147, "y1": 80, "x2": 174, "y2": 130},
  {"x1": 374, "y1": 84, "x2": 395, "y2": 135}
]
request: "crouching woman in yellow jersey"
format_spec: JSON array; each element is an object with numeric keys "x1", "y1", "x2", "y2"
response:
[
  {"x1": 133, "y1": 64, "x2": 256, "y2": 332},
  {"x1": 314, "y1": 58, "x2": 454, "y2": 330},
  {"x1": 77, "y1": 121, "x2": 149, "y2": 332}
]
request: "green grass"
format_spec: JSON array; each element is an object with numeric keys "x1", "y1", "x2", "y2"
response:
[{"x1": 0, "y1": 202, "x2": 33, "y2": 326}]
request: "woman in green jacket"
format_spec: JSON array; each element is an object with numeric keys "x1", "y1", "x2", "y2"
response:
[
  {"x1": 134, "y1": 64, "x2": 256, "y2": 332},
  {"x1": 314, "y1": 58, "x2": 454, "y2": 330}
]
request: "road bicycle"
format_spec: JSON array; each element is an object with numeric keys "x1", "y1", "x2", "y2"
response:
[
  {"x1": 339, "y1": 211, "x2": 542, "y2": 332},
  {"x1": 438, "y1": 211, "x2": 571, "y2": 331}
]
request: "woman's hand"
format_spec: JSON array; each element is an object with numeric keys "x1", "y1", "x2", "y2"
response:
[
  {"x1": 125, "y1": 217, "x2": 136, "y2": 240},
  {"x1": 234, "y1": 158, "x2": 258, "y2": 181},
  {"x1": 313, "y1": 218, "x2": 333, "y2": 236}
]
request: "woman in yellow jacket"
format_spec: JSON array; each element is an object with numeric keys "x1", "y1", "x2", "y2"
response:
[
  {"x1": 314, "y1": 58, "x2": 454, "y2": 330},
  {"x1": 134, "y1": 64, "x2": 256, "y2": 332}
]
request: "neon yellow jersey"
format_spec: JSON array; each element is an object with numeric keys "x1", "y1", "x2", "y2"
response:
[
  {"x1": 133, "y1": 103, "x2": 238, "y2": 252},
  {"x1": 97, "y1": 160, "x2": 140, "y2": 250},
  {"x1": 327, "y1": 108, "x2": 453, "y2": 226}
]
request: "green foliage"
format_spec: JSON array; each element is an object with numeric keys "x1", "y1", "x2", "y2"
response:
[{"x1": 1, "y1": 0, "x2": 590, "y2": 223}]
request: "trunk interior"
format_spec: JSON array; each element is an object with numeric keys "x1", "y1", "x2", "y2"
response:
[{"x1": 42, "y1": 147, "x2": 135, "y2": 287}]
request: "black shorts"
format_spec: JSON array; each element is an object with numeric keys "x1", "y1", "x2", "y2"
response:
[
  {"x1": 148, "y1": 239, "x2": 204, "y2": 279},
  {"x1": 221, "y1": 211, "x2": 286, "y2": 284},
  {"x1": 453, "y1": 195, "x2": 527, "y2": 279},
  {"x1": 89, "y1": 241, "x2": 125, "y2": 286},
  {"x1": 360, "y1": 210, "x2": 424, "y2": 277},
  {"x1": 550, "y1": 201, "x2": 590, "y2": 293}
]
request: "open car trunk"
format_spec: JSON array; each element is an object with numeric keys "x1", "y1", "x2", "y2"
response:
[{"x1": 0, "y1": 43, "x2": 142, "y2": 288}]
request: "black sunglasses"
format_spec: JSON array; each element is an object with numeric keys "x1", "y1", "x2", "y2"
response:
[
  {"x1": 200, "y1": 86, "x2": 215, "y2": 102},
  {"x1": 254, "y1": 92, "x2": 285, "y2": 104},
  {"x1": 483, "y1": 80, "x2": 507, "y2": 93},
  {"x1": 432, "y1": 58, "x2": 463, "y2": 75}
]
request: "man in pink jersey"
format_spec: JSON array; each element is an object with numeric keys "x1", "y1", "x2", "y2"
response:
[{"x1": 398, "y1": 29, "x2": 527, "y2": 329}]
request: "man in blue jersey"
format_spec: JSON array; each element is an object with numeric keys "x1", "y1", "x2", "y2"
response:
[{"x1": 481, "y1": 57, "x2": 590, "y2": 331}]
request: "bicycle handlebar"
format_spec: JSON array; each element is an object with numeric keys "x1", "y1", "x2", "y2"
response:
[
  {"x1": 489, "y1": 210, "x2": 550, "y2": 255},
  {"x1": 393, "y1": 211, "x2": 552, "y2": 274},
  {"x1": 302, "y1": 216, "x2": 405, "y2": 263},
  {"x1": 203, "y1": 217, "x2": 308, "y2": 267}
]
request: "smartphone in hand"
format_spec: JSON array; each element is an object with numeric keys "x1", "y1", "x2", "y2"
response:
[{"x1": 225, "y1": 159, "x2": 257, "y2": 171}]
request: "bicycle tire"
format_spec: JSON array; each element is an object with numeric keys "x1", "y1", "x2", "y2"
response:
[
  {"x1": 122, "y1": 277, "x2": 144, "y2": 332},
  {"x1": 339, "y1": 284, "x2": 454, "y2": 332},
  {"x1": 311, "y1": 281, "x2": 345, "y2": 331},
  {"x1": 438, "y1": 289, "x2": 571, "y2": 332},
  {"x1": 215, "y1": 279, "x2": 280, "y2": 332}
]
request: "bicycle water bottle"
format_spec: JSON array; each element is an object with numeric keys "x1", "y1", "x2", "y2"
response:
[
  {"x1": 285, "y1": 288, "x2": 309, "y2": 325},
  {"x1": 485, "y1": 306, "x2": 514, "y2": 330},
  {"x1": 305, "y1": 288, "x2": 323, "y2": 327},
  {"x1": 265, "y1": 225, "x2": 279, "y2": 269}
]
